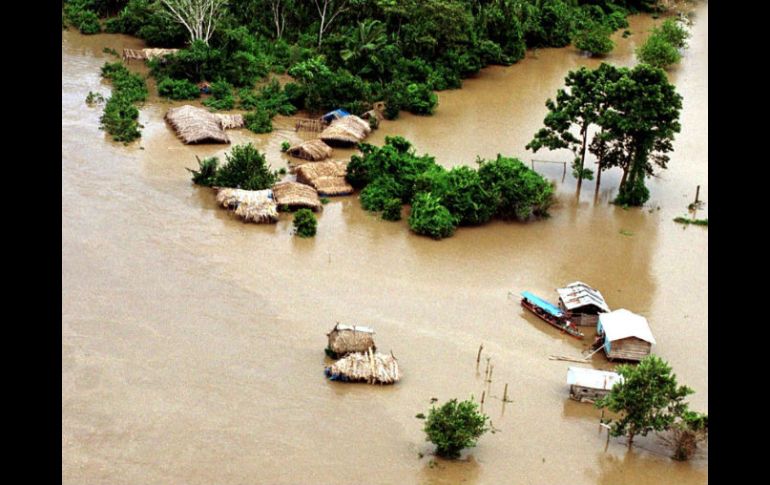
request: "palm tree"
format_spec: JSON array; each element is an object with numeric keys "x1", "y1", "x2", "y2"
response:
[{"x1": 340, "y1": 20, "x2": 388, "y2": 77}]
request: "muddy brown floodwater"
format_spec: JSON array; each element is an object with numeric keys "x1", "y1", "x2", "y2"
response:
[{"x1": 62, "y1": 5, "x2": 707, "y2": 485}]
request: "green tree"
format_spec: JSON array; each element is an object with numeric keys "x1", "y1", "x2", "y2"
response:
[
  {"x1": 664, "y1": 410, "x2": 708, "y2": 461},
  {"x1": 408, "y1": 192, "x2": 456, "y2": 240},
  {"x1": 599, "y1": 63, "x2": 682, "y2": 205},
  {"x1": 340, "y1": 19, "x2": 388, "y2": 77},
  {"x1": 657, "y1": 17, "x2": 689, "y2": 49},
  {"x1": 596, "y1": 355, "x2": 693, "y2": 448},
  {"x1": 526, "y1": 64, "x2": 616, "y2": 191},
  {"x1": 293, "y1": 208, "x2": 318, "y2": 237},
  {"x1": 573, "y1": 23, "x2": 614, "y2": 57},
  {"x1": 214, "y1": 143, "x2": 277, "y2": 190},
  {"x1": 423, "y1": 398, "x2": 489, "y2": 458},
  {"x1": 477, "y1": 155, "x2": 554, "y2": 220}
]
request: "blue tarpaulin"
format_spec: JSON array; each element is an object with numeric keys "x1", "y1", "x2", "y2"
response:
[
  {"x1": 521, "y1": 291, "x2": 564, "y2": 317},
  {"x1": 322, "y1": 109, "x2": 350, "y2": 123}
]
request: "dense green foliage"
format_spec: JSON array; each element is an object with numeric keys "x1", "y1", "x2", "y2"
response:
[
  {"x1": 637, "y1": 17, "x2": 689, "y2": 69},
  {"x1": 349, "y1": 137, "x2": 553, "y2": 238},
  {"x1": 64, "y1": 0, "x2": 103, "y2": 34},
  {"x1": 595, "y1": 355, "x2": 694, "y2": 447},
  {"x1": 98, "y1": 62, "x2": 148, "y2": 142},
  {"x1": 667, "y1": 410, "x2": 708, "y2": 461},
  {"x1": 244, "y1": 109, "x2": 274, "y2": 134},
  {"x1": 674, "y1": 217, "x2": 708, "y2": 227},
  {"x1": 381, "y1": 198, "x2": 403, "y2": 221},
  {"x1": 423, "y1": 398, "x2": 489, "y2": 458},
  {"x1": 94, "y1": 0, "x2": 635, "y2": 117},
  {"x1": 293, "y1": 209, "x2": 317, "y2": 238},
  {"x1": 280, "y1": 141, "x2": 291, "y2": 152},
  {"x1": 188, "y1": 156, "x2": 219, "y2": 186},
  {"x1": 408, "y1": 193, "x2": 457, "y2": 240},
  {"x1": 157, "y1": 77, "x2": 200, "y2": 100},
  {"x1": 202, "y1": 80, "x2": 236, "y2": 111},
  {"x1": 189, "y1": 143, "x2": 277, "y2": 190},
  {"x1": 573, "y1": 23, "x2": 614, "y2": 56},
  {"x1": 530, "y1": 62, "x2": 681, "y2": 206}
]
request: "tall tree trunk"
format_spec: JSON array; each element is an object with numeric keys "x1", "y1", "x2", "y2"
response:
[
  {"x1": 577, "y1": 123, "x2": 588, "y2": 192},
  {"x1": 595, "y1": 159, "x2": 603, "y2": 195}
]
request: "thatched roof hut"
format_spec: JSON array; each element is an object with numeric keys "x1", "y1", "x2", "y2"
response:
[
  {"x1": 325, "y1": 348, "x2": 401, "y2": 385},
  {"x1": 326, "y1": 323, "x2": 376, "y2": 358},
  {"x1": 165, "y1": 105, "x2": 230, "y2": 144},
  {"x1": 123, "y1": 48, "x2": 179, "y2": 61},
  {"x1": 319, "y1": 115, "x2": 371, "y2": 147},
  {"x1": 295, "y1": 161, "x2": 353, "y2": 196},
  {"x1": 215, "y1": 188, "x2": 278, "y2": 224},
  {"x1": 287, "y1": 139, "x2": 333, "y2": 162},
  {"x1": 272, "y1": 181, "x2": 322, "y2": 211}
]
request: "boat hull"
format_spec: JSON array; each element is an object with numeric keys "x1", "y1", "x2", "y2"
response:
[{"x1": 521, "y1": 298, "x2": 585, "y2": 339}]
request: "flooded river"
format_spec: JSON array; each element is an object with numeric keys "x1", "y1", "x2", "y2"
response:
[{"x1": 62, "y1": 5, "x2": 707, "y2": 484}]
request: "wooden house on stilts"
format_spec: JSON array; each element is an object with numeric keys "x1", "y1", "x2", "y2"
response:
[
  {"x1": 597, "y1": 309, "x2": 656, "y2": 362},
  {"x1": 557, "y1": 281, "x2": 610, "y2": 326}
]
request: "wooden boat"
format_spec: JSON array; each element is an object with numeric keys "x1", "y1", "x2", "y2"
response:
[{"x1": 520, "y1": 291, "x2": 585, "y2": 339}]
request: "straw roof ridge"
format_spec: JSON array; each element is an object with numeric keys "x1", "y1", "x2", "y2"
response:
[
  {"x1": 325, "y1": 348, "x2": 401, "y2": 385},
  {"x1": 319, "y1": 115, "x2": 371, "y2": 147},
  {"x1": 295, "y1": 161, "x2": 353, "y2": 196},
  {"x1": 327, "y1": 323, "x2": 377, "y2": 357},
  {"x1": 215, "y1": 188, "x2": 278, "y2": 224},
  {"x1": 216, "y1": 113, "x2": 245, "y2": 130},
  {"x1": 272, "y1": 181, "x2": 322, "y2": 211},
  {"x1": 287, "y1": 139, "x2": 333, "y2": 161}
]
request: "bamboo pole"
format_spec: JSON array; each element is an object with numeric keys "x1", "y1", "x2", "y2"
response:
[{"x1": 476, "y1": 344, "x2": 484, "y2": 364}]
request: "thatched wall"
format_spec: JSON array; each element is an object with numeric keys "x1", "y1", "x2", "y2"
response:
[
  {"x1": 215, "y1": 188, "x2": 278, "y2": 224},
  {"x1": 327, "y1": 324, "x2": 376, "y2": 357},
  {"x1": 295, "y1": 161, "x2": 353, "y2": 196},
  {"x1": 319, "y1": 115, "x2": 371, "y2": 147},
  {"x1": 287, "y1": 139, "x2": 333, "y2": 161},
  {"x1": 325, "y1": 348, "x2": 401, "y2": 385},
  {"x1": 165, "y1": 105, "x2": 230, "y2": 144},
  {"x1": 272, "y1": 181, "x2": 322, "y2": 211}
]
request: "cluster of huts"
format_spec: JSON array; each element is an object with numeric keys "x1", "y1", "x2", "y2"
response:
[
  {"x1": 164, "y1": 104, "x2": 377, "y2": 225},
  {"x1": 551, "y1": 281, "x2": 657, "y2": 403},
  {"x1": 323, "y1": 323, "x2": 401, "y2": 385}
]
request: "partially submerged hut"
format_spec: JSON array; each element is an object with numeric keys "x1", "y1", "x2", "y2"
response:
[
  {"x1": 321, "y1": 109, "x2": 351, "y2": 124},
  {"x1": 326, "y1": 323, "x2": 376, "y2": 358},
  {"x1": 324, "y1": 348, "x2": 401, "y2": 384},
  {"x1": 122, "y1": 48, "x2": 179, "y2": 62},
  {"x1": 215, "y1": 188, "x2": 278, "y2": 224},
  {"x1": 295, "y1": 161, "x2": 353, "y2": 196},
  {"x1": 557, "y1": 281, "x2": 610, "y2": 326},
  {"x1": 319, "y1": 115, "x2": 371, "y2": 147},
  {"x1": 165, "y1": 105, "x2": 231, "y2": 144},
  {"x1": 597, "y1": 309, "x2": 656, "y2": 362},
  {"x1": 567, "y1": 366, "x2": 623, "y2": 403},
  {"x1": 272, "y1": 181, "x2": 322, "y2": 211},
  {"x1": 287, "y1": 139, "x2": 333, "y2": 162},
  {"x1": 215, "y1": 113, "x2": 245, "y2": 129}
]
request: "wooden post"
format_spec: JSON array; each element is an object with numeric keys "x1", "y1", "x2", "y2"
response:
[
  {"x1": 503, "y1": 383, "x2": 509, "y2": 402},
  {"x1": 481, "y1": 390, "x2": 486, "y2": 404},
  {"x1": 694, "y1": 185, "x2": 700, "y2": 204},
  {"x1": 476, "y1": 344, "x2": 484, "y2": 364},
  {"x1": 487, "y1": 365, "x2": 494, "y2": 383}
]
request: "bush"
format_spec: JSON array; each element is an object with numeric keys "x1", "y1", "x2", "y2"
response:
[
  {"x1": 434, "y1": 166, "x2": 497, "y2": 226},
  {"x1": 213, "y1": 143, "x2": 277, "y2": 190},
  {"x1": 99, "y1": 94, "x2": 141, "y2": 142},
  {"x1": 636, "y1": 33, "x2": 681, "y2": 68},
  {"x1": 64, "y1": 2, "x2": 101, "y2": 35},
  {"x1": 280, "y1": 141, "x2": 291, "y2": 152},
  {"x1": 157, "y1": 77, "x2": 200, "y2": 100},
  {"x1": 101, "y1": 62, "x2": 148, "y2": 102},
  {"x1": 244, "y1": 108, "x2": 273, "y2": 134},
  {"x1": 574, "y1": 24, "x2": 615, "y2": 56},
  {"x1": 614, "y1": 177, "x2": 650, "y2": 206},
  {"x1": 477, "y1": 155, "x2": 554, "y2": 220},
  {"x1": 408, "y1": 193, "x2": 456, "y2": 240},
  {"x1": 202, "y1": 80, "x2": 235, "y2": 111},
  {"x1": 188, "y1": 156, "x2": 219, "y2": 186},
  {"x1": 423, "y1": 398, "x2": 490, "y2": 458},
  {"x1": 657, "y1": 18, "x2": 689, "y2": 49},
  {"x1": 360, "y1": 176, "x2": 402, "y2": 212},
  {"x1": 382, "y1": 198, "x2": 403, "y2": 221},
  {"x1": 293, "y1": 209, "x2": 317, "y2": 238}
]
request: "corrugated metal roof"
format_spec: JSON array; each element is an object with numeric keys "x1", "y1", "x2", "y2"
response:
[
  {"x1": 334, "y1": 324, "x2": 374, "y2": 334},
  {"x1": 598, "y1": 309, "x2": 656, "y2": 344},
  {"x1": 557, "y1": 281, "x2": 610, "y2": 312},
  {"x1": 567, "y1": 366, "x2": 624, "y2": 390},
  {"x1": 521, "y1": 291, "x2": 564, "y2": 317}
]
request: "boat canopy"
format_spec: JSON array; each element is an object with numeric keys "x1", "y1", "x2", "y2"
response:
[{"x1": 521, "y1": 291, "x2": 564, "y2": 318}]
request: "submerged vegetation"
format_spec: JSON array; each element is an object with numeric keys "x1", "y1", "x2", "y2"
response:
[
  {"x1": 422, "y1": 398, "x2": 490, "y2": 458},
  {"x1": 68, "y1": 0, "x2": 668, "y2": 120},
  {"x1": 674, "y1": 216, "x2": 707, "y2": 226},
  {"x1": 293, "y1": 209, "x2": 317, "y2": 238},
  {"x1": 637, "y1": 18, "x2": 690, "y2": 69},
  {"x1": 188, "y1": 143, "x2": 277, "y2": 190},
  {"x1": 98, "y1": 61, "x2": 148, "y2": 142},
  {"x1": 348, "y1": 137, "x2": 554, "y2": 239}
]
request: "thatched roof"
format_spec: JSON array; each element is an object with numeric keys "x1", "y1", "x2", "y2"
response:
[
  {"x1": 326, "y1": 323, "x2": 376, "y2": 358},
  {"x1": 216, "y1": 113, "x2": 245, "y2": 130},
  {"x1": 319, "y1": 115, "x2": 371, "y2": 147},
  {"x1": 165, "y1": 105, "x2": 230, "y2": 144},
  {"x1": 295, "y1": 161, "x2": 353, "y2": 196},
  {"x1": 123, "y1": 48, "x2": 180, "y2": 61},
  {"x1": 215, "y1": 188, "x2": 278, "y2": 224},
  {"x1": 287, "y1": 139, "x2": 333, "y2": 161},
  {"x1": 325, "y1": 348, "x2": 401, "y2": 385},
  {"x1": 272, "y1": 181, "x2": 322, "y2": 211}
]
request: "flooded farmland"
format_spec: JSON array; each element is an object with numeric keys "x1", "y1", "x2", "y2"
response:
[{"x1": 62, "y1": 5, "x2": 707, "y2": 484}]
